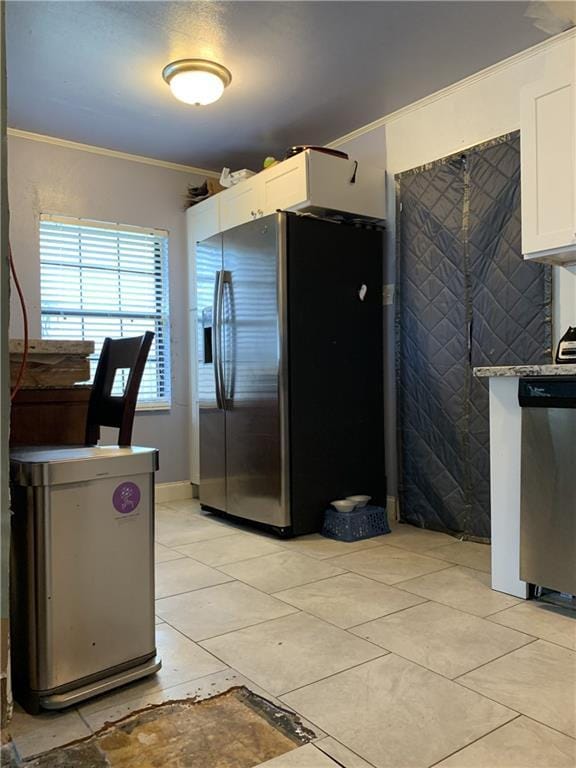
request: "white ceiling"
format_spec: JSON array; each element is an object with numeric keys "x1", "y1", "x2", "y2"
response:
[{"x1": 6, "y1": 1, "x2": 574, "y2": 171}]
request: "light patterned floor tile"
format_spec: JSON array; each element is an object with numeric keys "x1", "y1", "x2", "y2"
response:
[
  {"x1": 281, "y1": 655, "x2": 515, "y2": 768},
  {"x1": 489, "y1": 601, "x2": 576, "y2": 650},
  {"x1": 155, "y1": 514, "x2": 235, "y2": 547},
  {"x1": 200, "y1": 612, "x2": 385, "y2": 695},
  {"x1": 218, "y1": 551, "x2": 346, "y2": 593},
  {"x1": 155, "y1": 556, "x2": 232, "y2": 598},
  {"x1": 9, "y1": 706, "x2": 90, "y2": 760},
  {"x1": 82, "y1": 668, "x2": 326, "y2": 740},
  {"x1": 154, "y1": 542, "x2": 185, "y2": 563},
  {"x1": 276, "y1": 534, "x2": 388, "y2": 560},
  {"x1": 175, "y1": 533, "x2": 284, "y2": 566},
  {"x1": 78, "y1": 623, "x2": 227, "y2": 718},
  {"x1": 256, "y1": 743, "x2": 340, "y2": 767},
  {"x1": 435, "y1": 716, "x2": 576, "y2": 767},
  {"x1": 459, "y1": 640, "x2": 576, "y2": 737},
  {"x1": 329, "y1": 544, "x2": 451, "y2": 585},
  {"x1": 384, "y1": 523, "x2": 456, "y2": 552},
  {"x1": 428, "y1": 541, "x2": 491, "y2": 573},
  {"x1": 80, "y1": 668, "x2": 250, "y2": 733},
  {"x1": 155, "y1": 580, "x2": 299, "y2": 641},
  {"x1": 398, "y1": 566, "x2": 520, "y2": 616},
  {"x1": 351, "y1": 601, "x2": 534, "y2": 677},
  {"x1": 161, "y1": 499, "x2": 203, "y2": 513},
  {"x1": 17, "y1": 498, "x2": 568, "y2": 766},
  {"x1": 275, "y1": 573, "x2": 426, "y2": 628},
  {"x1": 316, "y1": 737, "x2": 376, "y2": 767}
]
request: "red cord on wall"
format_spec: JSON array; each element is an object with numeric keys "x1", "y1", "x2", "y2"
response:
[{"x1": 9, "y1": 241, "x2": 29, "y2": 400}]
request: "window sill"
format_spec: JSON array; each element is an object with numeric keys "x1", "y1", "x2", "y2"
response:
[{"x1": 136, "y1": 402, "x2": 171, "y2": 413}]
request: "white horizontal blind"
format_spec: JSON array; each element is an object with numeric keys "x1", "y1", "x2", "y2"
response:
[{"x1": 40, "y1": 215, "x2": 171, "y2": 407}]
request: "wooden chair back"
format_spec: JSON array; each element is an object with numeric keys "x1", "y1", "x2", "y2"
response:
[{"x1": 85, "y1": 331, "x2": 154, "y2": 447}]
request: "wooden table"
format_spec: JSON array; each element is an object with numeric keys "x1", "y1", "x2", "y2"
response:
[{"x1": 10, "y1": 386, "x2": 92, "y2": 447}]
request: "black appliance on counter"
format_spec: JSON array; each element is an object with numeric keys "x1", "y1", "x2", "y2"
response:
[{"x1": 556, "y1": 327, "x2": 576, "y2": 363}]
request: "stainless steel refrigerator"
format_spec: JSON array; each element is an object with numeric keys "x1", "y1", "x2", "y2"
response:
[{"x1": 196, "y1": 212, "x2": 385, "y2": 536}]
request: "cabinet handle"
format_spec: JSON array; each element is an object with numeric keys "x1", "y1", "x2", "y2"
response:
[
  {"x1": 250, "y1": 210, "x2": 256, "y2": 219},
  {"x1": 257, "y1": 209, "x2": 263, "y2": 217}
]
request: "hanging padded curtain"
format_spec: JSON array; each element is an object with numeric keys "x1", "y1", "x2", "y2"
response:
[
  {"x1": 396, "y1": 158, "x2": 468, "y2": 534},
  {"x1": 467, "y1": 135, "x2": 552, "y2": 537},
  {"x1": 397, "y1": 133, "x2": 551, "y2": 540}
]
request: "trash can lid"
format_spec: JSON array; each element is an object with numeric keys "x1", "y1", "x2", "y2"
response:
[{"x1": 10, "y1": 446, "x2": 159, "y2": 487}]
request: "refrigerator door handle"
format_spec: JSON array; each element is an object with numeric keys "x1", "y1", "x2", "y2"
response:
[
  {"x1": 213, "y1": 270, "x2": 225, "y2": 410},
  {"x1": 220, "y1": 270, "x2": 232, "y2": 409}
]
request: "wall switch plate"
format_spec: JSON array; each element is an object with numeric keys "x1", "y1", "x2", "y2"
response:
[{"x1": 383, "y1": 284, "x2": 395, "y2": 306}]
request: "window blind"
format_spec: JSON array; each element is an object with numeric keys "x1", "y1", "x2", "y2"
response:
[{"x1": 40, "y1": 215, "x2": 171, "y2": 408}]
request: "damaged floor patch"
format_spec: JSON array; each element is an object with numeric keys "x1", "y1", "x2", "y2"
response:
[{"x1": 6, "y1": 687, "x2": 316, "y2": 767}]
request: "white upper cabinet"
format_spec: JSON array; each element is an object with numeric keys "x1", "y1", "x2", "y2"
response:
[
  {"x1": 260, "y1": 153, "x2": 308, "y2": 215},
  {"x1": 304, "y1": 150, "x2": 385, "y2": 221},
  {"x1": 186, "y1": 195, "x2": 220, "y2": 310},
  {"x1": 258, "y1": 150, "x2": 386, "y2": 220},
  {"x1": 187, "y1": 194, "x2": 220, "y2": 243},
  {"x1": 218, "y1": 175, "x2": 262, "y2": 231},
  {"x1": 521, "y1": 54, "x2": 576, "y2": 265},
  {"x1": 188, "y1": 149, "x2": 386, "y2": 242}
]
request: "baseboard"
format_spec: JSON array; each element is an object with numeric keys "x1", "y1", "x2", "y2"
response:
[
  {"x1": 155, "y1": 481, "x2": 194, "y2": 504},
  {"x1": 156, "y1": 483, "x2": 393, "y2": 512}
]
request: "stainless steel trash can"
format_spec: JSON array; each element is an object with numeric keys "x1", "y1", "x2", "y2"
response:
[{"x1": 10, "y1": 446, "x2": 161, "y2": 713}]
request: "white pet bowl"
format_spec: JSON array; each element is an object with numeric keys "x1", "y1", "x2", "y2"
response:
[
  {"x1": 346, "y1": 495, "x2": 371, "y2": 508},
  {"x1": 330, "y1": 499, "x2": 356, "y2": 513}
]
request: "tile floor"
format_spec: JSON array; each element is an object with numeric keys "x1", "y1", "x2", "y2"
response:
[{"x1": 8, "y1": 500, "x2": 576, "y2": 768}]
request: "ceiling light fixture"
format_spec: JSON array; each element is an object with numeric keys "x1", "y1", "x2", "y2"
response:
[{"x1": 162, "y1": 59, "x2": 232, "y2": 106}]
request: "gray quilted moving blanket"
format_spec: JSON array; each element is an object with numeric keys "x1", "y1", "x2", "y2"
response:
[{"x1": 396, "y1": 133, "x2": 551, "y2": 540}]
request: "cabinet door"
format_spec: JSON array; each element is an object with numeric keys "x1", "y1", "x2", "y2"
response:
[
  {"x1": 521, "y1": 68, "x2": 576, "y2": 259},
  {"x1": 219, "y1": 178, "x2": 262, "y2": 231},
  {"x1": 187, "y1": 195, "x2": 220, "y2": 243},
  {"x1": 260, "y1": 154, "x2": 307, "y2": 214},
  {"x1": 187, "y1": 197, "x2": 221, "y2": 311},
  {"x1": 196, "y1": 235, "x2": 226, "y2": 510},
  {"x1": 187, "y1": 197, "x2": 221, "y2": 485},
  {"x1": 306, "y1": 151, "x2": 386, "y2": 220}
]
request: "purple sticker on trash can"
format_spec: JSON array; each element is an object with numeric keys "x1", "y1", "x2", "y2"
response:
[{"x1": 113, "y1": 481, "x2": 141, "y2": 514}]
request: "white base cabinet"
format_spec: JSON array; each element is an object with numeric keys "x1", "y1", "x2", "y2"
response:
[{"x1": 521, "y1": 45, "x2": 576, "y2": 265}]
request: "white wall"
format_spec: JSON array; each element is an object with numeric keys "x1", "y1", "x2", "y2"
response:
[
  {"x1": 7, "y1": 135, "x2": 206, "y2": 483},
  {"x1": 332, "y1": 30, "x2": 576, "y2": 493},
  {"x1": 384, "y1": 30, "x2": 576, "y2": 346}
]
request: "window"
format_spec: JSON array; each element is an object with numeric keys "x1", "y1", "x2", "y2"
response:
[{"x1": 40, "y1": 215, "x2": 171, "y2": 408}]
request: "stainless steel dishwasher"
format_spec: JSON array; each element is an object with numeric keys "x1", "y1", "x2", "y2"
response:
[
  {"x1": 10, "y1": 446, "x2": 161, "y2": 713},
  {"x1": 519, "y1": 377, "x2": 576, "y2": 598}
]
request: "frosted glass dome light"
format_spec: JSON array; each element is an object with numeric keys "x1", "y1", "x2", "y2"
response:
[{"x1": 162, "y1": 60, "x2": 232, "y2": 106}]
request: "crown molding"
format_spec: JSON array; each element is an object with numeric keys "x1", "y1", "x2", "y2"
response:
[
  {"x1": 7, "y1": 128, "x2": 220, "y2": 178},
  {"x1": 327, "y1": 27, "x2": 576, "y2": 149}
]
